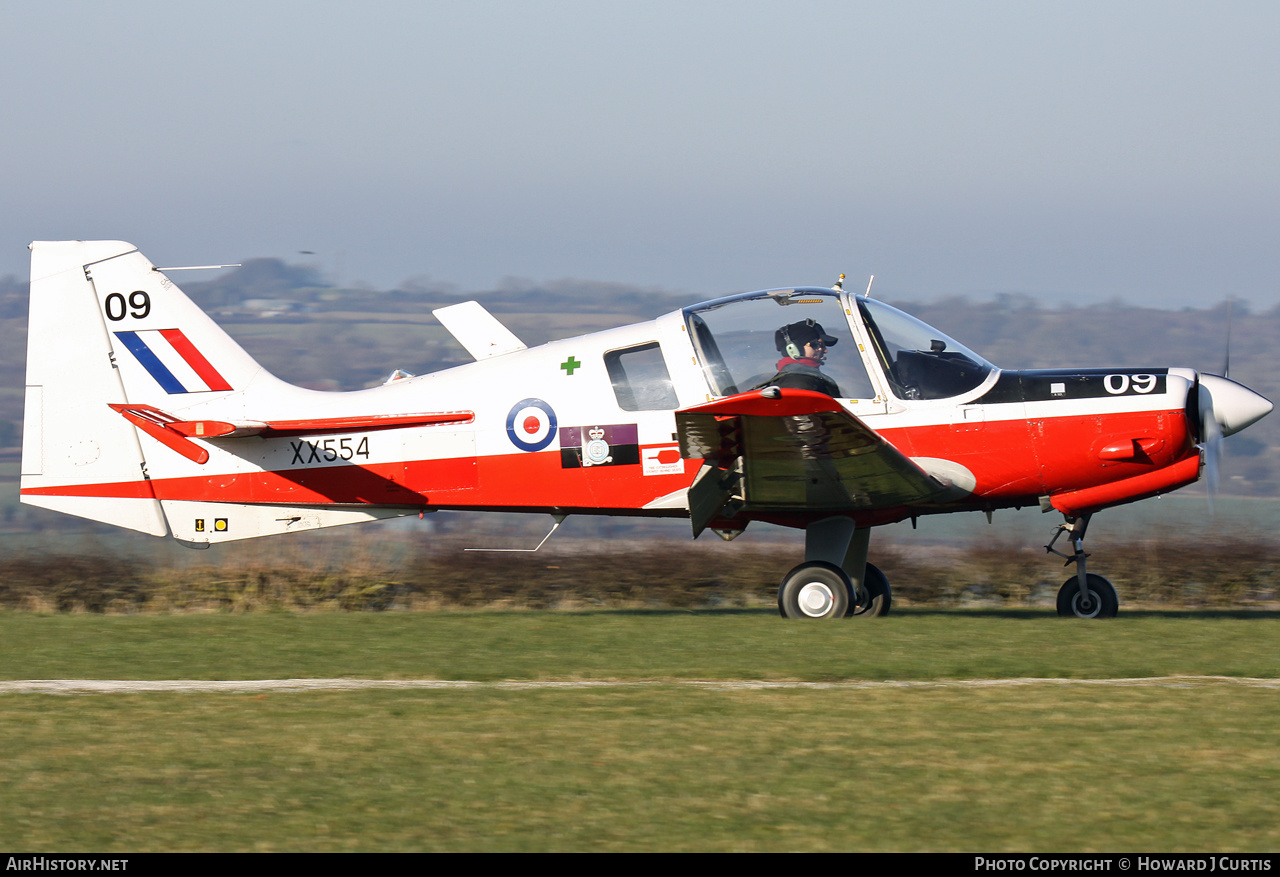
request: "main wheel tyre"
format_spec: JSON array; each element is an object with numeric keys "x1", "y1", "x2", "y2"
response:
[
  {"x1": 847, "y1": 562, "x2": 892, "y2": 618},
  {"x1": 778, "y1": 562, "x2": 852, "y2": 619},
  {"x1": 1056, "y1": 573, "x2": 1119, "y2": 618}
]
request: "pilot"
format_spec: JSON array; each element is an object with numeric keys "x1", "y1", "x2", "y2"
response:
[{"x1": 762, "y1": 318, "x2": 842, "y2": 397}]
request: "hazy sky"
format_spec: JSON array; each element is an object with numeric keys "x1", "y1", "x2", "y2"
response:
[{"x1": 4, "y1": 1, "x2": 1279, "y2": 307}]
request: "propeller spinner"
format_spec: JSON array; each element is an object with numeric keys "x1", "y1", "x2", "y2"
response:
[{"x1": 1191, "y1": 373, "x2": 1273, "y2": 502}]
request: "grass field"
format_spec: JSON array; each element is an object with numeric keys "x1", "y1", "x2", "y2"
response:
[{"x1": 3, "y1": 611, "x2": 1279, "y2": 851}]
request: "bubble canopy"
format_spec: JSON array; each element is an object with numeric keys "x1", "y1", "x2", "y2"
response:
[{"x1": 684, "y1": 289, "x2": 996, "y2": 402}]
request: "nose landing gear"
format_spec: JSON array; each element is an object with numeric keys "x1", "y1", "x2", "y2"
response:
[{"x1": 1046, "y1": 514, "x2": 1119, "y2": 618}]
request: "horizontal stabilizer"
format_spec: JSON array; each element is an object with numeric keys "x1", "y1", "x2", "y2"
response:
[{"x1": 108, "y1": 404, "x2": 476, "y2": 463}]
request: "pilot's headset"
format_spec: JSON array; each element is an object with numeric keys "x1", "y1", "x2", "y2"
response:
[{"x1": 782, "y1": 324, "x2": 801, "y2": 359}]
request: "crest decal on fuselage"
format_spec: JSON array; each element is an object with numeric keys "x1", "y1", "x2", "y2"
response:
[{"x1": 559, "y1": 424, "x2": 640, "y2": 469}]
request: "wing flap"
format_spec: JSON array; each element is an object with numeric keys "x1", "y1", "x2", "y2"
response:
[{"x1": 676, "y1": 388, "x2": 945, "y2": 534}]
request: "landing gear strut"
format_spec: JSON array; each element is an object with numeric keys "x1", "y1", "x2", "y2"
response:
[
  {"x1": 1046, "y1": 514, "x2": 1118, "y2": 618},
  {"x1": 777, "y1": 517, "x2": 892, "y2": 619}
]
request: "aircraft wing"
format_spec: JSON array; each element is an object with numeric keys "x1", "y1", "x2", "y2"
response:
[{"x1": 675, "y1": 388, "x2": 946, "y2": 536}]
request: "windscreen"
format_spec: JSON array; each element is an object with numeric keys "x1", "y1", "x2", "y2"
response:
[{"x1": 856, "y1": 298, "x2": 995, "y2": 400}]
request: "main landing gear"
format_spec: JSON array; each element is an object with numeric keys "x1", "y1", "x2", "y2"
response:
[
  {"x1": 776, "y1": 513, "x2": 1120, "y2": 619},
  {"x1": 777, "y1": 517, "x2": 891, "y2": 619},
  {"x1": 1045, "y1": 514, "x2": 1119, "y2": 619}
]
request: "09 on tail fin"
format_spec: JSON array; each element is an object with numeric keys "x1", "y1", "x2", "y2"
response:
[
  {"x1": 20, "y1": 241, "x2": 268, "y2": 535},
  {"x1": 74, "y1": 243, "x2": 265, "y2": 403}
]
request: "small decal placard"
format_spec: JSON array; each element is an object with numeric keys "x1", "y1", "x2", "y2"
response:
[{"x1": 641, "y1": 446, "x2": 685, "y2": 476}]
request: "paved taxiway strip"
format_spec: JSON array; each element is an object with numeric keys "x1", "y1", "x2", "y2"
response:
[{"x1": 2, "y1": 676, "x2": 1279, "y2": 694}]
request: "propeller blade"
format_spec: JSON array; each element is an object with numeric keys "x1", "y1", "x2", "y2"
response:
[
  {"x1": 1222, "y1": 299, "x2": 1232, "y2": 379},
  {"x1": 1200, "y1": 387, "x2": 1223, "y2": 510}
]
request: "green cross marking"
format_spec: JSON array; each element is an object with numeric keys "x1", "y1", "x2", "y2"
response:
[{"x1": 561, "y1": 356, "x2": 581, "y2": 376}]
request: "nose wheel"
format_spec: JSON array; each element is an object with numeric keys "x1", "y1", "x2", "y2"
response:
[
  {"x1": 1057, "y1": 573, "x2": 1118, "y2": 619},
  {"x1": 1046, "y1": 514, "x2": 1119, "y2": 618}
]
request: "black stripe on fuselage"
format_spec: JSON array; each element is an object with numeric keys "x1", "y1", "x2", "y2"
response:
[{"x1": 975, "y1": 369, "x2": 1169, "y2": 404}]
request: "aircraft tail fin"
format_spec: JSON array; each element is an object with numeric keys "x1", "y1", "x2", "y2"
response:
[{"x1": 20, "y1": 241, "x2": 268, "y2": 535}]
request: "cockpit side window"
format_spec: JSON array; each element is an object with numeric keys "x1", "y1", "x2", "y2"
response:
[
  {"x1": 605, "y1": 342, "x2": 680, "y2": 411},
  {"x1": 856, "y1": 299, "x2": 995, "y2": 400}
]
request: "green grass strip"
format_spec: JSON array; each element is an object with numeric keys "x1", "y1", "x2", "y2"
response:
[
  {"x1": 3, "y1": 686, "x2": 1278, "y2": 851},
  {"x1": 2, "y1": 611, "x2": 1279, "y2": 681},
  {"x1": 4, "y1": 612, "x2": 1279, "y2": 851}
]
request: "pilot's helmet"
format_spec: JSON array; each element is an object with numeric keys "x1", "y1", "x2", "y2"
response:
[{"x1": 775, "y1": 318, "x2": 839, "y2": 355}]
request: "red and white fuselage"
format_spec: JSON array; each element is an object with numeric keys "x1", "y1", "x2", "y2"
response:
[{"x1": 20, "y1": 242, "x2": 1271, "y2": 547}]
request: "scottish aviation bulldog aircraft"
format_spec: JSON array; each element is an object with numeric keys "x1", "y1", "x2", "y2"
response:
[{"x1": 20, "y1": 241, "x2": 1273, "y2": 618}]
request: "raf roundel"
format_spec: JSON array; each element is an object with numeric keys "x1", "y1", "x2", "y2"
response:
[{"x1": 506, "y1": 398, "x2": 558, "y2": 452}]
